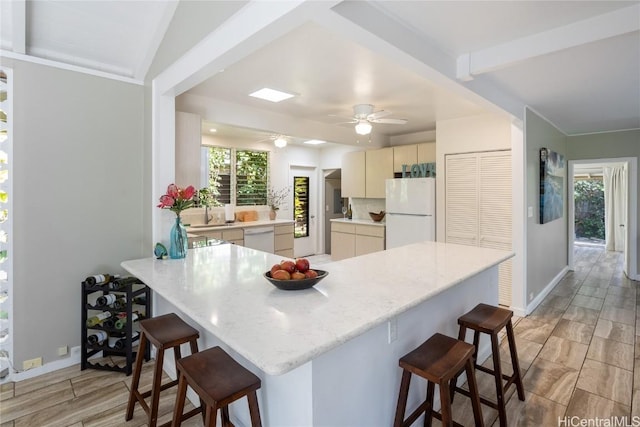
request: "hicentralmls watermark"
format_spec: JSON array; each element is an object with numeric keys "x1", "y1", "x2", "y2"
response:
[{"x1": 558, "y1": 416, "x2": 640, "y2": 427}]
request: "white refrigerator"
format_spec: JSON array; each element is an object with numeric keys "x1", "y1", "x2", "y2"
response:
[{"x1": 385, "y1": 177, "x2": 435, "y2": 249}]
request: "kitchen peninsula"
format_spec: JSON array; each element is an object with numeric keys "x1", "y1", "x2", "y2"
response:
[{"x1": 122, "y1": 241, "x2": 512, "y2": 426}]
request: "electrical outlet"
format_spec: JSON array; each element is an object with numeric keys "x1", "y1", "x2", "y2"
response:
[
  {"x1": 388, "y1": 318, "x2": 398, "y2": 343},
  {"x1": 22, "y1": 357, "x2": 42, "y2": 370},
  {"x1": 58, "y1": 346, "x2": 68, "y2": 356},
  {"x1": 529, "y1": 292, "x2": 534, "y2": 301}
]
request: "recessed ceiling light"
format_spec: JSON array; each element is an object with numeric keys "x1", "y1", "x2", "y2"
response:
[
  {"x1": 209, "y1": 128, "x2": 217, "y2": 133},
  {"x1": 303, "y1": 139, "x2": 326, "y2": 145},
  {"x1": 249, "y1": 88, "x2": 296, "y2": 103}
]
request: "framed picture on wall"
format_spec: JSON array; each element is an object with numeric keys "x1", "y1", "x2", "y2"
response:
[{"x1": 539, "y1": 148, "x2": 565, "y2": 224}]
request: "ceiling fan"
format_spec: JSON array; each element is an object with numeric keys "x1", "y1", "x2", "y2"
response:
[
  {"x1": 342, "y1": 104, "x2": 408, "y2": 135},
  {"x1": 254, "y1": 134, "x2": 289, "y2": 148}
]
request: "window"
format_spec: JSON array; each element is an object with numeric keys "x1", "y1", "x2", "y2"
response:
[
  {"x1": 294, "y1": 176, "x2": 309, "y2": 238},
  {"x1": 201, "y1": 147, "x2": 268, "y2": 206}
]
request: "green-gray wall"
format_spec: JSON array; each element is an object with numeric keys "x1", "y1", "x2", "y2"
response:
[
  {"x1": 3, "y1": 58, "x2": 146, "y2": 367},
  {"x1": 567, "y1": 129, "x2": 640, "y2": 275},
  {"x1": 525, "y1": 108, "x2": 568, "y2": 304}
]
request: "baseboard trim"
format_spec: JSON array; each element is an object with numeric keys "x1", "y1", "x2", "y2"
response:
[
  {"x1": 12, "y1": 346, "x2": 82, "y2": 382},
  {"x1": 525, "y1": 266, "x2": 570, "y2": 315}
]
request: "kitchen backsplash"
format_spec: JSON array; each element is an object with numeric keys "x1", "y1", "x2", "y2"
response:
[{"x1": 350, "y1": 198, "x2": 386, "y2": 221}]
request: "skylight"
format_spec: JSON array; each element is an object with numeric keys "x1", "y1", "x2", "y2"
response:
[{"x1": 249, "y1": 88, "x2": 296, "y2": 103}]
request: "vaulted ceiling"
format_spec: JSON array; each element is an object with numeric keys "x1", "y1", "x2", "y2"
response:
[{"x1": 1, "y1": 1, "x2": 638, "y2": 144}]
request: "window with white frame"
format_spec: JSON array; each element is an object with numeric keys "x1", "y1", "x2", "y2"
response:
[{"x1": 200, "y1": 146, "x2": 269, "y2": 206}]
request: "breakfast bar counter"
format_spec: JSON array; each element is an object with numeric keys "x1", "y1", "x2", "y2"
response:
[{"x1": 122, "y1": 241, "x2": 512, "y2": 426}]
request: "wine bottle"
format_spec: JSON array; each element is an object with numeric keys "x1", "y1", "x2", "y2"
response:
[
  {"x1": 102, "y1": 317, "x2": 117, "y2": 329},
  {"x1": 84, "y1": 274, "x2": 119, "y2": 286},
  {"x1": 113, "y1": 331, "x2": 140, "y2": 350},
  {"x1": 114, "y1": 312, "x2": 139, "y2": 330},
  {"x1": 108, "y1": 277, "x2": 139, "y2": 290},
  {"x1": 110, "y1": 296, "x2": 127, "y2": 310},
  {"x1": 87, "y1": 330, "x2": 108, "y2": 346},
  {"x1": 86, "y1": 311, "x2": 112, "y2": 327},
  {"x1": 132, "y1": 296, "x2": 146, "y2": 306},
  {"x1": 96, "y1": 294, "x2": 117, "y2": 307},
  {"x1": 107, "y1": 336, "x2": 119, "y2": 348},
  {"x1": 347, "y1": 204, "x2": 353, "y2": 220}
]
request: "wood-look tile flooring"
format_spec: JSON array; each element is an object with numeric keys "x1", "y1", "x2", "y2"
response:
[{"x1": 0, "y1": 245, "x2": 638, "y2": 426}]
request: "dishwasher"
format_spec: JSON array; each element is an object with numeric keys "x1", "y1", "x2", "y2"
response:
[{"x1": 243, "y1": 226, "x2": 275, "y2": 254}]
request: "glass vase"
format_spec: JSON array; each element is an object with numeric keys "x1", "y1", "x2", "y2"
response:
[{"x1": 169, "y1": 216, "x2": 188, "y2": 259}]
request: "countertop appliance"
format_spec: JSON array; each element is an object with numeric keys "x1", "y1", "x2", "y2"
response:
[
  {"x1": 244, "y1": 226, "x2": 275, "y2": 254},
  {"x1": 385, "y1": 177, "x2": 435, "y2": 249}
]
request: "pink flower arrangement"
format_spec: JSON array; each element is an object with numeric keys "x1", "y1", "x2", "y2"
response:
[{"x1": 157, "y1": 184, "x2": 196, "y2": 217}]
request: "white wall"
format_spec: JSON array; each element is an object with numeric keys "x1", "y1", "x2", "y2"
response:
[
  {"x1": 2, "y1": 58, "x2": 145, "y2": 367},
  {"x1": 524, "y1": 108, "x2": 568, "y2": 305}
]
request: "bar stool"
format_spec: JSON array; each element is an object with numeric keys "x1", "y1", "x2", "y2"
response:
[
  {"x1": 126, "y1": 313, "x2": 201, "y2": 427},
  {"x1": 450, "y1": 303, "x2": 525, "y2": 427},
  {"x1": 171, "y1": 346, "x2": 262, "y2": 427},
  {"x1": 394, "y1": 333, "x2": 484, "y2": 427}
]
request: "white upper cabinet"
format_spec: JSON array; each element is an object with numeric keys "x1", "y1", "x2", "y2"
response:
[
  {"x1": 365, "y1": 147, "x2": 393, "y2": 198},
  {"x1": 341, "y1": 151, "x2": 366, "y2": 198},
  {"x1": 393, "y1": 144, "x2": 417, "y2": 173}
]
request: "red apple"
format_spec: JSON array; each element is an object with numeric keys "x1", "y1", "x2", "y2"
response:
[
  {"x1": 270, "y1": 264, "x2": 282, "y2": 276},
  {"x1": 271, "y1": 270, "x2": 291, "y2": 280},
  {"x1": 304, "y1": 269, "x2": 318, "y2": 279},
  {"x1": 280, "y1": 260, "x2": 296, "y2": 274},
  {"x1": 295, "y1": 258, "x2": 310, "y2": 273}
]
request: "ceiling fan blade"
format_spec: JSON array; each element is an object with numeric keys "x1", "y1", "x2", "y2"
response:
[
  {"x1": 333, "y1": 121, "x2": 359, "y2": 126},
  {"x1": 367, "y1": 110, "x2": 392, "y2": 120},
  {"x1": 370, "y1": 118, "x2": 408, "y2": 125}
]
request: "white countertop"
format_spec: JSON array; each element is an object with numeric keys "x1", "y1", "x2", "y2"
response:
[
  {"x1": 330, "y1": 218, "x2": 386, "y2": 227},
  {"x1": 185, "y1": 218, "x2": 294, "y2": 232},
  {"x1": 122, "y1": 242, "x2": 512, "y2": 375}
]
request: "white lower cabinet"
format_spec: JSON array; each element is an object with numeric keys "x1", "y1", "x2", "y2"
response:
[{"x1": 331, "y1": 222, "x2": 385, "y2": 261}]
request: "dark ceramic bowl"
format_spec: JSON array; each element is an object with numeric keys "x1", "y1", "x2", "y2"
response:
[
  {"x1": 264, "y1": 269, "x2": 328, "y2": 291},
  {"x1": 369, "y1": 211, "x2": 386, "y2": 222}
]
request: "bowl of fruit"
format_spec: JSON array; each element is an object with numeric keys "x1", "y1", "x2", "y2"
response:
[{"x1": 264, "y1": 258, "x2": 328, "y2": 291}]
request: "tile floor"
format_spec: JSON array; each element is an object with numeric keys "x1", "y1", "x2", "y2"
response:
[{"x1": 0, "y1": 245, "x2": 637, "y2": 426}]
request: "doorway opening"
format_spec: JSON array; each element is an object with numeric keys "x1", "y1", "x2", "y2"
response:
[
  {"x1": 568, "y1": 158, "x2": 638, "y2": 279},
  {"x1": 323, "y1": 169, "x2": 343, "y2": 255}
]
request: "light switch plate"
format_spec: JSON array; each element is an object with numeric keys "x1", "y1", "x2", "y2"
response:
[{"x1": 527, "y1": 206, "x2": 533, "y2": 218}]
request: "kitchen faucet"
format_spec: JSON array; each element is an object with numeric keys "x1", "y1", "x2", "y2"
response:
[{"x1": 204, "y1": 205, "x2": 212, "y2": 224}]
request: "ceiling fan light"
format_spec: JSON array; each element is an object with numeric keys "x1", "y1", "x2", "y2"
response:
[
  {"x1": 355, "y1": 121, "x2": 372, "y2": 135},
  {"x1": 274, "y1": 137, "x2": 287, "y2": 148}
]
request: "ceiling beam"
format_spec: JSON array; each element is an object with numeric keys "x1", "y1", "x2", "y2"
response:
[
  {"x1": 319, "y1": 1, "x2": 525, "y2": 120},
  {"x1": 134, "y1": 0, "x2": 179, "y2": 81},
  {"x1": 11, "y1": 0, "x2": 26, "y2": 54},
  {"x1": 457, "y1": 3, "x2": 640, "y2": 81},
  {"x1": 155, "y1": 0, "x2": 341, "y2": 97}
]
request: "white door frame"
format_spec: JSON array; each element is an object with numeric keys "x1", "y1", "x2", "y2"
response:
[{"x1": 568, "y1": 157, "x2": 638, "y2": 279}]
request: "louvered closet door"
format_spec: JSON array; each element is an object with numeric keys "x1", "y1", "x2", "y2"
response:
[
  {"x1": 446, "y1": 151, "x2": 513, "y2": 307},
  {"x1": 479, "y1": 152, "x2": 512, "y2": 306},
  {"x1": 446, "y1": 154, "x2": 478, "y2": 246}
]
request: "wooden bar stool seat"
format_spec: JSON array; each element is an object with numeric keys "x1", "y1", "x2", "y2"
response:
[
  {"x1": 126, "y1": 313, "x2": 201, "y2": 427},
  {"x1": 171, "y1": 346, "x2": 262, "y2": 427},
  {"x1": 394, "y1": 333, "x2": 484, "y2": 427},
  {"x1": 451, "y1": 303, "x2": 525, "y2": 427}
]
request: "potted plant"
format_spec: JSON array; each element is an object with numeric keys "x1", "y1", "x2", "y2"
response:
[
  {"x1": 267, "y1": 186, "x2": 290, "y2": 220},
  {"x1": 157, "y1": 183, "x2": 195, "y2": 259}
]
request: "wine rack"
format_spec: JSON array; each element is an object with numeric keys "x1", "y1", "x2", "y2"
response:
[{"x1": 81, "y1": 276, "x2": 151, "y2": 375}]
